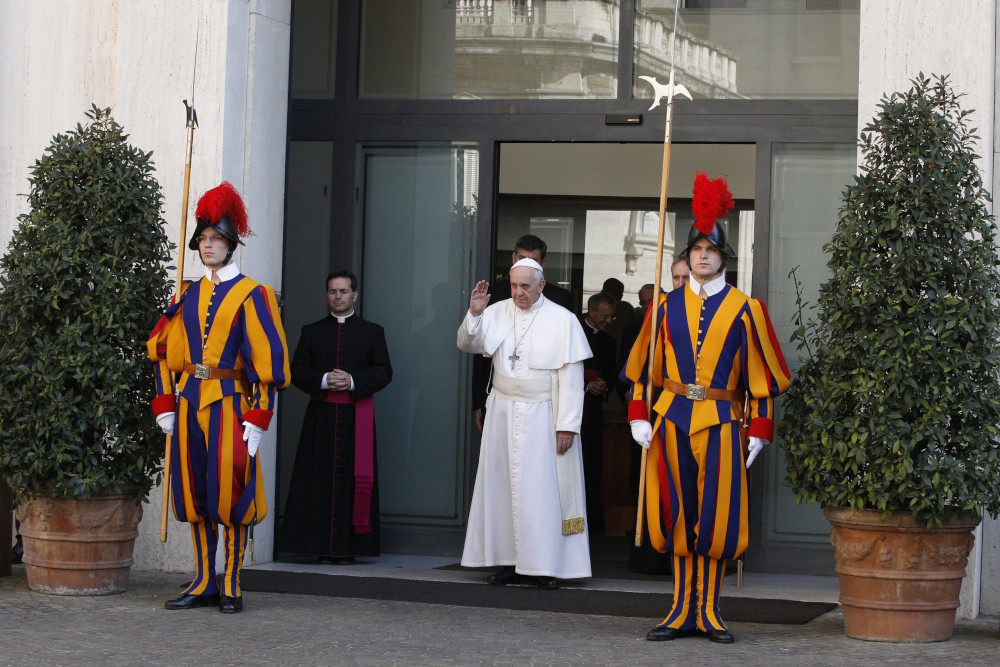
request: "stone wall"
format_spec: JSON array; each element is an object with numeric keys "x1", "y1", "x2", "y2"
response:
[{"x1": 0, "y1": 0, "x2": 292, "y2": 572}]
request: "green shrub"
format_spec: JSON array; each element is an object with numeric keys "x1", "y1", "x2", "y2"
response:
[
  {"x1": 0, "y1": 105, "x2": 174, "y2": 503},
  {"x1": 781, "y1": 75, "x2": 1000, "y2": 526}
]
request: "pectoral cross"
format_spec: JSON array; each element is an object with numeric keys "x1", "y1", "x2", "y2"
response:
[{"x1": 508, "y1": 351, "x2": 520, "y2": 369}]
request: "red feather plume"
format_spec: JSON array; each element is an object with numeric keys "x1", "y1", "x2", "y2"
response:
[
  {"x1": 194, "y1": 181, "x2": 252, "y2": 238},
  {"x1": 691, "y1": 172, "x2": 734, "y2": 236}
]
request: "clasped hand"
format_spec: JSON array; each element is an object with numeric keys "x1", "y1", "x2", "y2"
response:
[
  {"x1": 586, "y1": 378, "x2": 607, "y2": 396},
  {"x1": 326, "y1": 369, "x2": 351, "y2": 392}
]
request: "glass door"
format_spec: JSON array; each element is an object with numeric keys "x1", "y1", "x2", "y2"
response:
[{"x1": 357, "y1": 142, "x2": 479, "y2": 536}]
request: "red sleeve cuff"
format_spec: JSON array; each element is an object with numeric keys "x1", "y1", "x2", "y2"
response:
[
  {"x1": 748, "y1": 417, "x2": 775, "y2": 441},
  {"x1": 584, "y1": 369, "x2": 601, "y2": 382},
  {"x1": 242, "y1": 408, "x2": 273, "y2": 430},
  {"x1": 628, "y1": 400, "x2": 648, "y2": 423},
  {"x1": 151, "y1": 394, "x2": 175, "y2": 416}
]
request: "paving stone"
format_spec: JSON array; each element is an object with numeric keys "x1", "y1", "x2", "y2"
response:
[{"x1": 0, "y1": 566, "x2": 996, "y2": 665}]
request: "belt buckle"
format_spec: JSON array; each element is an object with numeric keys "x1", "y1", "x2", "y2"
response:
[
  {"x1": 194, "y1": 364, "x2": 211, "y2": 380},
  {"x1": 686, "y1": 384, "x2": 706, "y2": 401}
]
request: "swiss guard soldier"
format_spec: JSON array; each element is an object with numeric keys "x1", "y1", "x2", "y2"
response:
[
  {"x1": 625, "y1": 173, "x2": 791, "y2": 643},
  {"x1": 148, "y1": 181, "x2": 290, "y2": 614}
]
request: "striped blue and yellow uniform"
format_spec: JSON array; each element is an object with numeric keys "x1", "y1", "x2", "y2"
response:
[
  {"x1": 148, "y1": 272, "x2": 289, "y2": 598},
  {"x1": 626, "y1": 283, "x2": 790, "y2": 633}
]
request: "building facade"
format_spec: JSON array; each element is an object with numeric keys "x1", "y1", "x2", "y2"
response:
[{"x1": 2, "y1": 0, "x2": 999, "y2": 618}]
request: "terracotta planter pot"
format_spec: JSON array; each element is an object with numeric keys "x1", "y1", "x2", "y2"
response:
[
  {"x1": 16, "y1": 494, "x2": 142, "y2": 595},
  {"x1": 824, "y1": 506, "x2": 979, "y2": 642},
  {"x1": 0, "y1": 479, "x2": 13, "y2": 577}
]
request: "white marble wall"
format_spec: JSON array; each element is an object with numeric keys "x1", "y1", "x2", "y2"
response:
[
  {"x1": 858, "y1": 0, "x2": 997, "y2": 619},
  {"x1": 0, "y1": 0, "x2": 292, "y2": 571}
]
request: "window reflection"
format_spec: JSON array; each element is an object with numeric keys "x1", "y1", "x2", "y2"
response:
[
  {"x1": 361, "y1": 0, "x2": 620, "y2": 100},
  {"x1": 297, "y1": 1, "x2": 864, "y2": 101},
  {"x1": 635, "y1": 0, "x2": 859, "y2": 100},
  {"x1": 291, "y1": 0, "x2": 338, "y2": 98},
  {"x1": 768, "y1": 142, "x2": 856, "y2": 368},
  {"x1": 359, "y1": 142, "x2": 479, "y2": 523}
]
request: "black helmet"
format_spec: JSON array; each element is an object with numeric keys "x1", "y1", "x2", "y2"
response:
[
  {"x1": 188, "y1": 215, "x2": 245, "y2": 251},
  {"x1": 681, "y1": 218, "x2": 736, "y2": 260},
  {"x1": 188, "y1": 182, "x2": 252, "y2": 264}
]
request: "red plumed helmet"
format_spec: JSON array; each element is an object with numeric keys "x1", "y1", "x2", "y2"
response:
[
  {"x1": 188, "y1": 181, "x2": 253, "y2": 251},
  {"x1": 682, "y1": 172, "x2": 737, "y2": 260},
  {"x1": 691, "y1": 172, "x2": 734, "y2": 235}
]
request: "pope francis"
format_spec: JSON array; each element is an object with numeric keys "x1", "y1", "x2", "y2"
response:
[{"x1": 457, "y1": 258, "x2": 593, "y2": 588}]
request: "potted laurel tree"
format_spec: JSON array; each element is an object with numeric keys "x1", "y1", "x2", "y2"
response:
[
  {"x1": 781, "y1": 74, "x2": 1000, "y2": 642},
  {"x1": 0, "y1": 105, "x2": 174, "y2": 594}
]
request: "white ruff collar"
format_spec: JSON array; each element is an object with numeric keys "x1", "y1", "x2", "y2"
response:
[
  {"x1": 688, "y1": 271, "x2": 726, "y2": 297},
  {"x1": 205, "y1": 263, "x2": 239, "y2": 282}
]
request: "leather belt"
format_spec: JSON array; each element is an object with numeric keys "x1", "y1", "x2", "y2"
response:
[
  {"x1": 183, "y1": 362, "x2": 248, "y2": 383},
  {"x1": 663, "y1": 378, "x2": 739, "y2": 402}
]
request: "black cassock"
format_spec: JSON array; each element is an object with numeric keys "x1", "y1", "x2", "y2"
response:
[
  {"x1": 578, "y1": 315, "x2": 617, "y2": 535},
  {"x1": 279, "y1": 313, "x2": 392, "y2": 558}
]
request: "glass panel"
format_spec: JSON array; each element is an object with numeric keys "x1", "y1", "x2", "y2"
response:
[
  {"x1": 635, "y1": 1, "x2": 859, "y2": 100},
  {"x1": 291, "y1": 0, "x2": 338, "y2": 98},
  {"x1": 278, "y1": 141, "x2": 335, "y2": 515},
  {"x1": 359, "y1": 142, "x2": 478, "y2": 525},
  {"x1": 360, "y1": 0, "x2": 620, "y2": 100},
  {"x1": 766, "y1": 142, "x2": 856, "y2": 543}
]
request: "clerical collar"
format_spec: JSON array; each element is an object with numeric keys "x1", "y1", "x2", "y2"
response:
[
  {"x1": 584, "y1": 317, "x2": 599, "y2": 334},
  {"x1": 331, "y1": 310, "x2": 354, "y2": 324},
  {"x1": 524, "y1": 294, "x2": 546, "y2": 313},
  {"x1": 688, "y1": 271, "x2": 726, "y2": 298},
  {"x1": 205, "y1": 263, "x2": 239, "y2": 282}
]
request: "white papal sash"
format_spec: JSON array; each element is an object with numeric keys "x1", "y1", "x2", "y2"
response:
[{"x1": 490, "y1": 373, "x2": 586, "y2": 536}]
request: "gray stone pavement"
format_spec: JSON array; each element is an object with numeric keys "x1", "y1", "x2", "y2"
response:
[{"x1": 1, "y1": 562, "x2": 996, "y2": 666}]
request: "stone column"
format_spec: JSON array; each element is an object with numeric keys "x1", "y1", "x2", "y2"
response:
[{"x1": 858, "y1": 0, "x2": 996, "y2": 620}]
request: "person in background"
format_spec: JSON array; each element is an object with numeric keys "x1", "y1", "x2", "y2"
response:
[
  {"x1": 670, "y1": 255, "x2": 689, "y2": 291},
  {"x1": 600, "y1": 277, "x2": 635, "y2": 351},
  {"x1": 634, "y1": 283, "x2": 655, "y2": 319},
  {"x1": 578, "y1": 292, "x2": 618, "y2": 535}
]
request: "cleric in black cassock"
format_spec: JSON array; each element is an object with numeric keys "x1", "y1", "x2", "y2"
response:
[
  {"x1": 279, "y1": 270, "x2": 392, "y2": 561},
  {"x1": 578, "y1": 292, "x2": 618, "y2": 535}
]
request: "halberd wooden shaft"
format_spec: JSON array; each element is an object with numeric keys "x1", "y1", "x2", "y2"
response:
[
  {"x1": 161, "y1": 104, "x2": 197, "y2": 543},
  {"x1": 634, "y1": 0, "x2": 688, "y2": 550},
  {"x1": 635, "y1": 116, "x2": 675, "y2": 548}
]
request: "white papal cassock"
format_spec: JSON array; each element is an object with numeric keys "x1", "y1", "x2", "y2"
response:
[{"x1": 457, "y1": 294, "x2": 593, "y2": 579}]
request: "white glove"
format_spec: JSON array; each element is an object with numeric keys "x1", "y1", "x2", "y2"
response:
[
  {"x1": 242, "y1": 422, "x2": 264, "y2": 457},
  {"x1": 630, "y1": 420, "x2": 653, "y2": 449},
  {"x1": 156, "y1": 412, "x2": 175, "y2": 435},
  {"x1": 746, "y1": 436, "x2": 766, "y2": 468}
]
